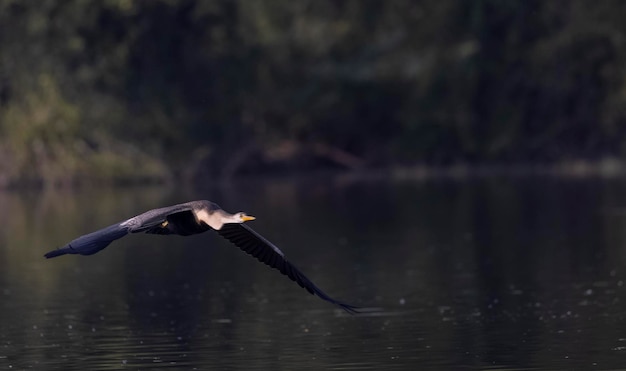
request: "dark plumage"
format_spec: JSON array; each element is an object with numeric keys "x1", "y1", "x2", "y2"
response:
[{"x1": 44, "y1": 200, "x2": 358, "y2": 313}]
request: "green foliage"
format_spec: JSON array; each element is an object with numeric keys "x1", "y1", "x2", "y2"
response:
[
  {"x1": 1, "y1": 0, "x2": 626, "y2": 186},
  {"x1": 0, "y1": 75, "x2": 81, "y2": 185},
  {"x1": 0, "y1": 74, "x2": 168, "y2": 187}
]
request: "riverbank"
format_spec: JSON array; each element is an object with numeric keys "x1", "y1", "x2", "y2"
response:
[{"x1": 2, "y1": 157, "x2": 625, "y2": 190}]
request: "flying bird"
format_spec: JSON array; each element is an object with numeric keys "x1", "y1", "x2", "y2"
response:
[{"x1": 44, "y1": 200, "x2": 358, "y2": 313}]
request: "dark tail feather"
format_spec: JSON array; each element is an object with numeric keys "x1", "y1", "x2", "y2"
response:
[
  {"x1": 44, "y1": 248, "x2": 71, "y2": 259},
  {"x1": 44, "y1": 223, "x2": 129, "y2": 259}
]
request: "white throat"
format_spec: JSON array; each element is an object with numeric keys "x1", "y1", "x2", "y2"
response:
[{"x1": 193, "y1": 209, "x2": 240, "y2": 230}]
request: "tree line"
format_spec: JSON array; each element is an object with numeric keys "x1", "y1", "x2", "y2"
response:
[{"x1": 1, "y1": 0, "x2": 625, "y2": 187}]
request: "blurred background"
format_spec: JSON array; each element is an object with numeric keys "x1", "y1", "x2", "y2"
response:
[
  {"x1": 5, "y1": 2, "x2": 626, "y2": 369},
  {"x1": 2, "y1": 0, "x2": 626, "y2": 187}
]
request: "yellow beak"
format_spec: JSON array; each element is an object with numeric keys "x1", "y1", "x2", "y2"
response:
[{"x1": 242, "y1": 215, "x2": 256, "y2": 222}]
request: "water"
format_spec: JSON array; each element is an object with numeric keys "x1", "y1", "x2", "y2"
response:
[{"x1": 2, "y1": 176, "x2": 626, "y2": 369}]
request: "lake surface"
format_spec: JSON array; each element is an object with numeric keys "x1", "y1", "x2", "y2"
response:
[{"x1": 2, "y1": 176, "x2": 626, "y2": 369}]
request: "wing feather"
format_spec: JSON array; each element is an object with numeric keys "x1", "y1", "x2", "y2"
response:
[{"x1": 216, "y1": 223, "x2": 358, "y2": 313}]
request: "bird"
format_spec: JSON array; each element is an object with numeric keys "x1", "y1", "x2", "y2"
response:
[{"x1": 44, "y1": 200, "x2": 358, "y2": 313}]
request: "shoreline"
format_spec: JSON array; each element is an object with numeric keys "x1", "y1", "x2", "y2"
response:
[{"x1": 2, "y1": 158, "x2": 626, "y2": 190}]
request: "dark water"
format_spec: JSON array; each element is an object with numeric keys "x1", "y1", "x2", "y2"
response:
[{"x1": 2, "y1": 176, "x2": 626, "y2": 370}]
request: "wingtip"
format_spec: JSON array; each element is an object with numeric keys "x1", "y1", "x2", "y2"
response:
[{"x1": 337, "y1": 302, "x2": 361, "y2": 315}]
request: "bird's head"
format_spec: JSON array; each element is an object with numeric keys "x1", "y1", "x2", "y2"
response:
[{"x1": 232, "y1": 212, "x2": 256, "y2": 223}]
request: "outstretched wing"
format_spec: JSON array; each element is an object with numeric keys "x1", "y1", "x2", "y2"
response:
[
  {"x1": 44, "y1": 223, "x2": 130, "y2": 258},
  {"x1": 216, "y1": 223, "x2": 358, "y2": 313}
]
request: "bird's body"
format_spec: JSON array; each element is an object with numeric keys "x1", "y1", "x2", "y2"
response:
[{"x1": 44, "y1": 200, "x2": 357, "y2": 313}]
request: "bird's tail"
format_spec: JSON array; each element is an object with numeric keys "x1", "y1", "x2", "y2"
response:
[
  {"x1": 44, "y1": 223, "x2": 130, "y2": 259},
  {"x1": 44, "y1": 247, "x2": 72, "y2": 259}
]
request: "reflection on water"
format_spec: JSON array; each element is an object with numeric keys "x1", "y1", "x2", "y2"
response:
[{"x1": 2, "y1": 177, "x2": 626, "y2": 369}]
